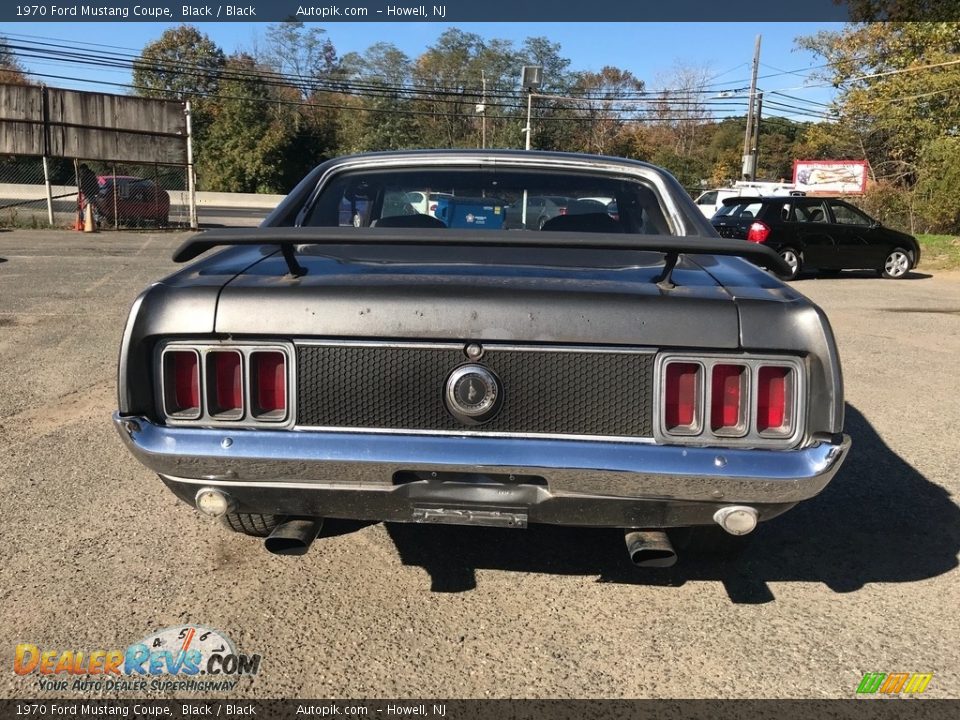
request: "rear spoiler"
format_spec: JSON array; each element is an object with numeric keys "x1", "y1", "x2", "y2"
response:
[{"x1": 172, "y1": 227, "x2": 790, "y2": 286}]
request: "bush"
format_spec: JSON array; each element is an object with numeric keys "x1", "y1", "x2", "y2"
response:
[
  {"x1": 913, "y1": 138, "x2": 960, "y2": 235},
  {"x1": 856, "y1": 183, "x2": 915, "y2": 234}
]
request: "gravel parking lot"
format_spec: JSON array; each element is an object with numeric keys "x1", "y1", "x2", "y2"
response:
[{"x1": 1, "y1": 229, "x2": 957, "y2": 699}]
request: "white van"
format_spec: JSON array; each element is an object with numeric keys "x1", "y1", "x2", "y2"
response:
[{"x1": 694, "y1": 181, "x2": 798, "y2": 218}]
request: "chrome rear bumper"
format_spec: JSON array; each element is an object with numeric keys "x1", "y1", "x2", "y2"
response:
[{"x1": 114, "y1": 414, "x2": 850, "y2": 527}]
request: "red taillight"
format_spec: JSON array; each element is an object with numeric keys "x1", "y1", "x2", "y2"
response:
[
  {"x1": 746, "y1": 221, "x2": 771, "y2": 243},
  {"x1": 209, "y1": 351, "x2": 243, "y2": 416},
  {"x1": 165, "y1": 350, "x2": 200, "y2": 416},
  {"x1": 252, "y1": 352, "x2": 286, "y2": 419},
  {"x1": 558, "y1": 207, "x2": 567, "y2": 215},
  {"x1": 711, "y1": 364, "x2": 746, "y2": 433},
  {"x1": 429, "y1": 203, "x2": 437, "y2": 212},
  {"x1": 664, "y1": 362, "x2": 700, "y2": 432},
  {"x1": 757, "y1": 366, "x2": 790, "y2": 433}
]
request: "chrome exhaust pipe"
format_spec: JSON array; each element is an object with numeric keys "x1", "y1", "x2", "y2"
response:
[
  {"x1": 264, "y1": 517, "x2": 324, "y2": 556},
  {"x1": 624, "y1": 529, "x2": 677, "y2": 568}
]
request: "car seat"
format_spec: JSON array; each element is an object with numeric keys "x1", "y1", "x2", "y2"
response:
[
  {"x1": 540, "y1": 213, "x2": 622, "y2": 233},
  {"x1": 371, "y1": 214, "x2": 447, "y2": 228}
]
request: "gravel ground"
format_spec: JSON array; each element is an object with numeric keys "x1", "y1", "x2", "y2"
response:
[{"x1": 0, "y1": 229, "x2": 957, "y2": 700}]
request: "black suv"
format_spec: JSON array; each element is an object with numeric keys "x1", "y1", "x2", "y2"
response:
[{"x1": 711, "y1": 196, "x2": 921, "y2": 280}]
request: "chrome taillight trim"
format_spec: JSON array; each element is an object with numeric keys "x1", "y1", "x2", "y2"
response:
[
  {"x1": 155, "y1": 341, "x2": 295, "y2": 429},
  {"x1": 661, "y1": 361, "x2": 705, "y2": 436},
  {"x1": 653, "y1": 353, "x2": 806, "y2": 449},
  {"x1": 160, "y1": 347, "x2": 202, "y2": 420}
]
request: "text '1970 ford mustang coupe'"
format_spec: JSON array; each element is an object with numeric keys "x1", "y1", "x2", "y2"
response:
[{"x1": 114, "y1": 151, "x2": 850, "y2": 565}]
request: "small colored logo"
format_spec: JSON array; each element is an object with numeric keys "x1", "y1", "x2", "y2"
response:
[
  {"x1": 857, "y1": 672, "x2": 933, "y2": 695},
  {"x1": 14, "y1": 626, "x2": 261, "y2": 693}
]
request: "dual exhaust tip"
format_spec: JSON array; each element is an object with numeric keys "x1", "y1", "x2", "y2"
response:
[{"x1": 195, "y1": 487, "x2": 758, "y2": 564}]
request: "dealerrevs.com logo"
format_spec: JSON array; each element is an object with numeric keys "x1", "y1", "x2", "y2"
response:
[
  {"x1": 14, "y1": 626, "x2": 261, "y2": 693},
  {"x1": 856, "y1": 672, "x2": 933, "y2": 696}
]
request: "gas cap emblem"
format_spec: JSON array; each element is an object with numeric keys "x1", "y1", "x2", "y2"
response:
[{"x1": 445, "y1": 364, "x2": 503, "y2": 425}]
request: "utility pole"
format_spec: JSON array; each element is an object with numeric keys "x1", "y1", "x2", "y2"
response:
[
  {"x1": 481, "y1": 70, "x2": 487, "y2": 149},
  {"x1": 185, "y1": 100, "x2": 198, "y2": 231},
  {"x1": 742, "y1": 34, "x2": 761, "y2": 181},
  {"x1": 751, "y1": 91, "x2": 763, "y2": 179}
]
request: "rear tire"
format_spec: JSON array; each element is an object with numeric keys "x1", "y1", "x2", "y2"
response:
[
  {"x1": 881, "y1": 247, "x2": 912, "y2": 279},
  {"x1": 777, "y1": 247, "x2": 802, "y2": 281},
  {"x1": 670, "y1": 525, "x2": 752, "y2": 560},
  {"x1": 221, "y1": 513, "x2": 282, "y2": 537}
]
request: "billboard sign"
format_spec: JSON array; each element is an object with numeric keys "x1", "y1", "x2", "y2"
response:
[{"x1": 792, "y1": 160, "x2": 868, "y2": 195}]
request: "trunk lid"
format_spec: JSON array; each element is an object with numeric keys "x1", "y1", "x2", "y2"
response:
[{"x1": 213, "y1": 245, "x2": 744, "y2": 348}]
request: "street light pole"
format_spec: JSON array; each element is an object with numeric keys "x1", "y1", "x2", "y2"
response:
[
  {"x1": 519, "y1": 66, "x2": 542, "y2": 229},
  {"x1": 524, "y1": 91, "x2": 533, "y2": 151}
]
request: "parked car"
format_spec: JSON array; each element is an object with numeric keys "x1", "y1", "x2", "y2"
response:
[
  {"x1": 113, "y1": 150, "x2": 849, "y2": 567},
  {"x1": 694, "y1": 181, "x2": 798, "y2": 218},
  {"x1": 711, "y1": 195, "x2": 921, "y2": 281},
  {"x1": 504, "y1": 195, "x2": 570, "y2": 229},
  {"x1": 95, "y1": 175, "x2": 170, "y2": 226},
  {"x1": 404, "y1": 191, "x2": 454, "y2": 218}
]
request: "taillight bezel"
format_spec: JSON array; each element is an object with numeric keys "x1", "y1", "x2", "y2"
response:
[
  {"x1": 160, "y1": 347, "x2": 202, "y2": 420},
  {"x1": 155, "y1": 341, "x2": 294, "y2": 428},
  {"x1": 653, "y1": 353, "x2": 805, "y2": 448}
]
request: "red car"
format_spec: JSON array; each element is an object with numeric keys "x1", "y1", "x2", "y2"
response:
[{"x1": 94, "y1": 175, "x2": 170, "y2": 226}]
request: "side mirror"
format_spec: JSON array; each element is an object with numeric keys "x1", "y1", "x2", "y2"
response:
[{"x1": 870, "y1": 220, "x2": 881, "y2": 229}]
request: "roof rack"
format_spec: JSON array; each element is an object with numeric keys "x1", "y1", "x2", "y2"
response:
[{"x1": 172, "y1": 227, "x2": 790, "y2": 285}]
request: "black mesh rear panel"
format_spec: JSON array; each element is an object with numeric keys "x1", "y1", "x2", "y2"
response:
[{"x1": 296, "y1": 345, "x2": 653, "y2": 437}]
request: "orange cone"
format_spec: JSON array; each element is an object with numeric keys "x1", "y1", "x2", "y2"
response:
[{"x1": 83, "y1": 204, "x2": 96, "y2": 233}]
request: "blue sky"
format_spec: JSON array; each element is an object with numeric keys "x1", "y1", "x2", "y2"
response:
[{"x1": 6, "y1": 22, "x2": 844, "y2": 118}]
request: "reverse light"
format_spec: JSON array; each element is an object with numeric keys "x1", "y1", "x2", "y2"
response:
[
  {"x1": 252, "y1": 351, "x2": 287, "y2": 420},
  {"x1": 746, "y1": 221, "x2": 771, "y2": 243},
  {"x1": 664, "y1": 362, "x2": 701, "y2": 433},
  {"x1": 163, "y1": 350, "x2": 200, "y2": 418},
  {"x1": 711, "y1": 364, "x2": 747, "y2": 435},
  {"x1": 757, "y1": 365, "x2": 792, "y2": 435}
]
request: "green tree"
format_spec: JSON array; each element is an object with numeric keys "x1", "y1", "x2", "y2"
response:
[
  {"x1": 133, "y1": 25, "x2": 225, "y2": 100},
  {"x1": 199, "y1": 54, "x2": 298, "y2": 193},
  {"x1": 338, "y1": 43, "x2": 419, "y2": 152}
]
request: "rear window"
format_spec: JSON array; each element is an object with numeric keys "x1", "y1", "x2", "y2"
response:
[
  {"x1": 304, "y1": 167, "x2": 673, "y2": 235},
  {"x1": 720, "y1": 202, "x2": 763, "y2": 220}
]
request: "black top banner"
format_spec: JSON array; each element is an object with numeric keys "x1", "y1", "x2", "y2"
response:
[{"x1": 3, "y1": 0, "x2": 959, "y2": 23}]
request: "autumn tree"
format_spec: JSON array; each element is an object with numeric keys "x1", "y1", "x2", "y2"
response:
[
  {"x1": 799, "y1": 21, "x2": 960, "y2": 231},
  {"x1": 0, "y1": 36, "x2": 29, "y2": 85}
]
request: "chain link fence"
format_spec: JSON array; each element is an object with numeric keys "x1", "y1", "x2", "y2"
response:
[{"x1": 0, "y1": 154, "x2": 192, "y2": 230}]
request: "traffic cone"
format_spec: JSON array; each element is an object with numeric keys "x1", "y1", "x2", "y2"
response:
[{"x1": 83, "y1": 204, "x2": 97, "y2": 233}]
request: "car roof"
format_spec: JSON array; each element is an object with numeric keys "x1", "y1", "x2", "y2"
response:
[
  {"x1": 720, "y1": 195, "x2": 818, "y2": 205},
  {"x1": 323, "y1": 148, "x2": 671, "y2": 175}
]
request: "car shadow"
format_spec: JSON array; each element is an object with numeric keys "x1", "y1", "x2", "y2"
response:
[
  {"x1": 381, "y1": 404, "x2": 959, "y2": 601},
  {"x1": 795, "y1": 270, "x2": 932, "y2": 281}
]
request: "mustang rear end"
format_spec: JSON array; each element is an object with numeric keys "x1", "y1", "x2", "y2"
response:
[{"x1": 114, "y1": 151, "x2": 850, "y2": 564}]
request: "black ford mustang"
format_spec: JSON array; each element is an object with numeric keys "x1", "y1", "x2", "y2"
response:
[
  {"x1": 113, "y1": 150, "x2": 850, "y2": 566},
  {"x1": 711, "y1": 195, "x2": 921, "y2": 281}
]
